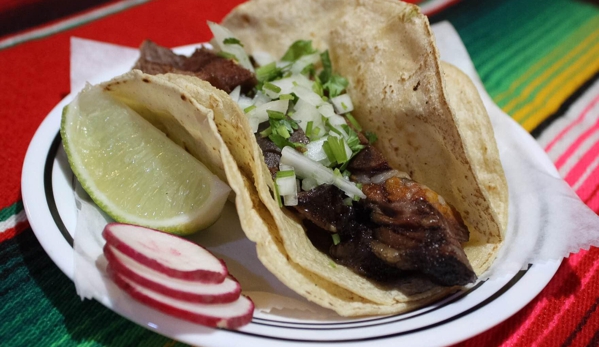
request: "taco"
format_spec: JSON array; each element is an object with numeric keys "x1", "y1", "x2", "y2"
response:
[{"x1": 101, "y1": 0, "x2": 508, "y2": 316}]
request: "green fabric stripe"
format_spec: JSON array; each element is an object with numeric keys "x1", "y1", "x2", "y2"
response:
[
  {"x1": 0, "y1": 201, "x2": 23, "y2": 223},
  {"x1": 0, "y1": 230, "x2": 188, "y2": 347},
  {"x1": 432, "y1": 0, "x2": 599, "y2": 117},
  {"x1": 485, "y1": 16, "x2": 598, "y2": 100},
  {"x1": 477, "y1": 8, "x2": 593, "y2": 86}
]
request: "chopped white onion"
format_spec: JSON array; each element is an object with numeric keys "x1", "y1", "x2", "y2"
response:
[
  {"x1": 280, "y1": 147, "x2": 365, "y2": 199},
  {"x1": 290, "y1": 53, "x2": 320, "y2": 75},
  {"x1": 304, "y1": 137, "x2": 331, "y2": 166},
  {"x1": 252, "y1": 91, "x2": 271, "y2": 107},
  {"x1": 271, "y1": 74, "x2": 313, "y2": 95},
  {"x1": 229, "y1": 85, "x2": 241, "y2": 103},
  {"x1": 252, "y1": 51, "x2": 275, "y2": 66},
  {"x1": 276, "y1": 175, "x2": 297, "y2": 196},
  {"x1": 207, "y1": 22, "x2": 254, "y2": 72},
  {"x1": 290, "y1": 99, "x2": 322, "y2": 133},
  {"x1": 330, "y1": 94, "x2": 354, "y2": 114},
  {"x1": 291, "y1": 84, "x2": 325, "y2": 107},
  {"x1": 301, "y1": 177, "x2": 318, "y2": 191},
  {"x1": 237, "y1": 95, "x2": 254, "y2": 110},
  {"x1": 317, "y1": 103, "x2": 336, "y2": 118},
  {"x1": 247, "y1": 99, "x2": 289, "y2": 132}
]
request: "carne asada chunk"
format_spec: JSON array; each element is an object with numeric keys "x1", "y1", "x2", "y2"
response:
[
  {"x1": 133, "y1": 40, "x2": 257, "y2": 93},
  {"x1": 294, "y1": 144, "x2": 475, "y2": 287}
]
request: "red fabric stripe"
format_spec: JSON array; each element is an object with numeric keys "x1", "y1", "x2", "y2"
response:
[
  {"x1": 0, "y1": 220, "x2": 29, "y2": 243},
  {"x1": 563, "y1": 137, "x2": 599, "y2": 187},
  {"x1": 583, "y1": 184, "x2": 599, "y2": 212},
  {"x1": 545, "y1": 93, "x2": 599, "y2": 154},
  {"x1": 564, "y1": 296, "x2": 599, "y2": 347},
  {"x1": 531, "y1": 258, "x2": 599, "y2": 347},
  {"x1": 577, "y1": 163, "x2": 599, "y2": 204},
  {"x1": 454, "y1": 249, "x2": 598, "y2": 347}
]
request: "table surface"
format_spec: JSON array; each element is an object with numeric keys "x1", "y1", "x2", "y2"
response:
[{"x1": 1, "y1": 0, "x2": 598, "y2": 346}]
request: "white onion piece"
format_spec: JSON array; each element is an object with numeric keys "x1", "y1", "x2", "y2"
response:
[
  {"x1": 280, "y1": 147, "x2": 365, "y2": 199},
  {"x1": 290, "y1": 99, "x2": 322, "y2": 132},
  {"x1": 283, "y1": 193, "x2": 298, "y2": 206},
  {"x1": 229, "y1": 85, "x2": 241, "y2": 103},
  {"x1": 271, "y1": 74, "x2": 313, "y2": 95},
  {"x1": 237, "y1": 95, "x2": 253, "y2": 111},
  {"x1": 291, "y1": 84, "x2": 325, "y2": 107},
  {"x1": 247, "y1": 99, "x2": 289, "y2": 132},
  {"x1": 247, "y1": 117, "x2": 261, "y2": 133},
  {"x1": 252, "y1": 51, "x2": 275, "y2": 66},
  {"x1": 276, "y1": 175, "x2": 297, "y2": 196},
  {"x1": 207, "y1": 22, "x2": 254, "y2": 72},
  {"x1": 263, "y1": 87, "x2": 280, "y2": 99},
  {"x1": 330, "y1": 94, "x2": 354, "y2": 114},
  {"x1": 304, "y1": 137, "x2": 331, "y2": 166},
  {"x1": 279, "y1": 163, "x2": 294, "y2": 171},
  {"x1": 290, "y1": 53, "x2": 320, "y2": 74},
  {"x1": 252, "y1": 91, "x2": 271, "y2": 107},
  {"x1": 318, "y1": 103, "x2": 336, "y2": 118},
  {"x1": 301, "y1": 177, "x2": 318, "y2": 191}
]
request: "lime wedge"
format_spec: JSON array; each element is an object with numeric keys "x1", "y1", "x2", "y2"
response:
[{"x1": 61, "y1": 84, "x2": 230, "y2": 235}]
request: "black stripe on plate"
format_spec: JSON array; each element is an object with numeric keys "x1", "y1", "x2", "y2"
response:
[
  {"x1": 251, "y1": 281, "x2": 485, "y2": 329},
  {"x1": 44, "y1": 131, "x2": 529, "y2": 341},
  {"x1": 45, "y1": 133, "x2": 73, "y2": 247},
  {"x1": 227, "y1": 267, "x2": 529, "y2": 342}
]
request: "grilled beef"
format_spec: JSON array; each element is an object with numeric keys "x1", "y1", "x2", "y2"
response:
[
  {"x1": 133, "y1": 40, "x2": 257, "y2": 93},
  {"x1": 294, "y1": 145, "x2": 476, "y2": 287}
]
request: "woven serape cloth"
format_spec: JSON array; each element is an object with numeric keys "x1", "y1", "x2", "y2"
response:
[{"x1": 1, "y1": 0, "x2": 598, "y2": 346}]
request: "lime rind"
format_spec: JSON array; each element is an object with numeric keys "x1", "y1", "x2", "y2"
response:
[{"x1": 61, "y1": 84, "x2": 230, "y2": 235}]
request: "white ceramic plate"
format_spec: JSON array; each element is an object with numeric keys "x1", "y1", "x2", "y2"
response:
[{"x1": 22, "y1": 38, "x2": 561, "y2": 346}]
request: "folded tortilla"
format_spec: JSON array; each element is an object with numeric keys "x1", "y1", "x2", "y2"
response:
[{"x1": 99, "y1": 0, "x2": 508, "y2": 316}]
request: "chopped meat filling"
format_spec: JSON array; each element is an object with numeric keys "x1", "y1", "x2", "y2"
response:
[
  {"x1": 293, "y1": 144, "x2": 475, "y2": 287},
  {"x1": 133, "y1": 40, "x2": 257, "y2": 93}
]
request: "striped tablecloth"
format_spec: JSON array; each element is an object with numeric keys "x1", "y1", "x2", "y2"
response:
[{"x1": 1, "y1": 0, "x2": 598, "y2": 346}]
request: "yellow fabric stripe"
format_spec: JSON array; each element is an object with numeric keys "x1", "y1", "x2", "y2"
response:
[
  {"x1": 493, "y1": 18, "x2": 599, "y2": 105},
  {"x1": 517, "y1": 44, "x2": 599, "y2": 131},
  {"x1": 499, "y1": 20, "x2": 599, "y2": 112}
]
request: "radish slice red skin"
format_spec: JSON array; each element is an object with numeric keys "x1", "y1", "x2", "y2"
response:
[
  {"x1": 104, "y1": 245, "x2": 241, "y2": 304},
  {"x1": 107, "y1": 266, "x2": 254, "y2": 329},
  {"x1": 102, "y1": 223, "x2": 227, "y2": 283}
]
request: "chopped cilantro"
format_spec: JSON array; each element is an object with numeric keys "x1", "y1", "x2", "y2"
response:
[
  {"x1": 276, "y1": 170, "x2": 295, "y2": 178},
  {"x1": 332, "y1": 233, "x2": 341, "y2": 245},
  {"x1": 323, "y1": 74, "x2": 348, "y2": 98},
  {"x1": 243, "y1": 105, "x2": 256, "y2": 113},
  {"x1": 319, "y1": 50, "x2": 332, "y2": 83},
  {"x1": 344, "y1": 113, "x2": 362, "y2": 131},
  {"x1": 223, "y1": 37, "x2": 243, "y2": 46},
  {"x1": 312, "y1": 78, "x2": 324, "y2": 97},
  {"x1": 267, "y1": 109, "x2": 286, "y2": 120},
  {"x1": 256, "y1": 62, "x2": 283, "y2": 82},
  {"x1": 217, "y1": 51, "x2": 238, "y2": 61},
  {"x1": 279, "y1": 93, "x2": 295, "y2": 100},
  {"x1": 281, "y1": 40, "x2": 317, "y2": 62},
  {"x1": 263, "y1": 82, "x2": 282, "y2": 93},
  {"x1": 364, "y1": 131, "x2": 378, "y2": 144}
]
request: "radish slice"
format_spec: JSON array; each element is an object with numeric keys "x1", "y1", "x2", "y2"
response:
[
  {"x1": 102, "y1": 223, "x2": 227, "y2": 283},
  {"x1": 107, "y1": 267, "x2": 254, "y2": 329},
  {"x1": 104, "y1": 245, "x2": 241, "y2": 304}
]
